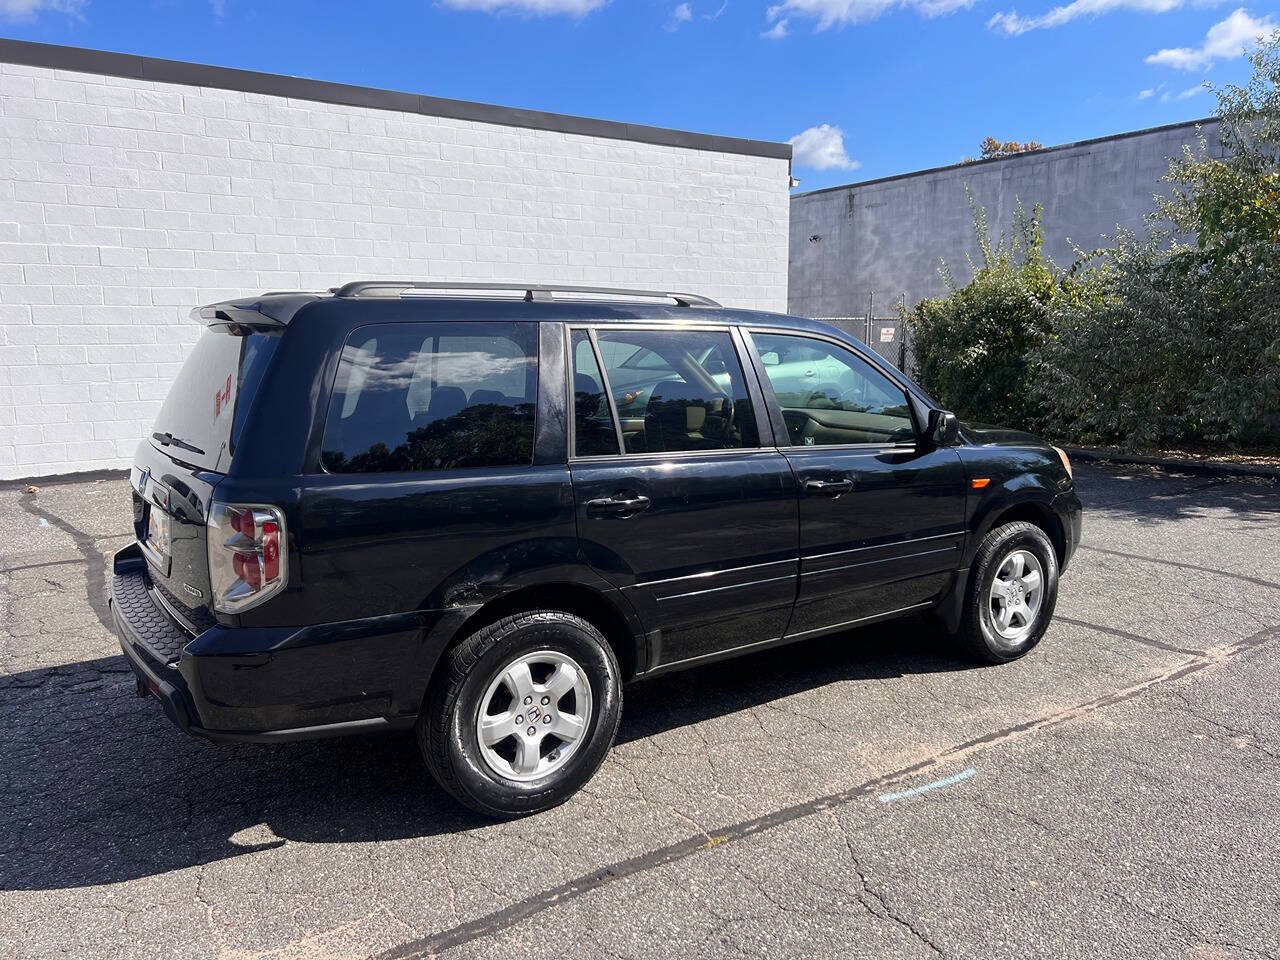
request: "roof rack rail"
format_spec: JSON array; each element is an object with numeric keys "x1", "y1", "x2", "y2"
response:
[{"x1": 330, "y1": 281, "x2": 720, "y2": 308}]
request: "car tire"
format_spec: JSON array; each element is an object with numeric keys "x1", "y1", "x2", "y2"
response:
[
  {"x1": 957, "y1": 520, "x2": 1060, "y2": 664},
  {"x1": 418, "y1": 609, "x2": 622, "y2": 818}
]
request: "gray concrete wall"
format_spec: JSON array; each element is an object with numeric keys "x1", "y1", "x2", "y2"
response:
[{"x1": 788, "y1": 119, "x2": 1221, "y2": 318}]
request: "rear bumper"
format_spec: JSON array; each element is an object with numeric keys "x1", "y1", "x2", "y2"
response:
[{"x1": 110, "y1": 543, "x2": 472, "y2": 743}]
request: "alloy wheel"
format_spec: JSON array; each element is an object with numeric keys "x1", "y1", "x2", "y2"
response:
[
  {"x1": 475, "y1": 650, "x2": 594, "y2": 782},
  {"x1": 987, "y1": 549, "x2": 1044, "y2": 647}
]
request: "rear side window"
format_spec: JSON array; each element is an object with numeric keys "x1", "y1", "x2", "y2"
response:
[
  {"x1": 150, "y1": 325, "x2": 281, "y2": 472},
  {"x1": 321, "y1": 322, "x2": 538, "y2": 473}
]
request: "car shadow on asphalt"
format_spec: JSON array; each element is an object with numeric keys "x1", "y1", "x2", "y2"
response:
[{"x1": 0, "y1": 618, "x2": 972, "y2": 892}]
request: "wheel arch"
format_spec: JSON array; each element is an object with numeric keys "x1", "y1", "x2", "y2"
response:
[
  {"x1": 938, "y1": 492, "x2": 1066, "y2": 634},
  {"x1": 983, "y1": 500, "x2": 1066, "y2": 567},
  {"x1": 441, "y1": 581, "x2": 645, "y2": 683}
]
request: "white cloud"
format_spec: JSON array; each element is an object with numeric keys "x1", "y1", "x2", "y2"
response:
[
  {"x1": 1137, "y1": 86, "x2": 1157, "y2": 99},
  {"x1": 438, "y1": 0, "x2": 607, "y2": 15},
  {"x1": 788, "y1": 124, "x2": 860, "y2": 171},
  {"x1": 703, "y1": 0, "x2": 728, "y2": 17},
  {"x1": 987, "y1": 0, "x2": 1182, "y2": 36},
  {"x1": 761, "y1": 15, "x2": 790, "y2": 34},
  {"x1": 1166, "y1": 81, "x2": 1210, "y2": 99},
  {"x1": 665, "y1": 1, "x2": 693, "y2": 28},
  {"x1": 765, "y1": 0, "x2": 972, "y2": 31},
  {"x1": 1145, "y1": 8, "x2": 1276, "y2": 69},
  {"x1": 0, "y1": 0, "x2": 83, "y2": 19}
]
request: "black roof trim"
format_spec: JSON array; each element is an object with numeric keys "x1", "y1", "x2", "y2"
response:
[
  {"x1": 0, "y1": 37, "x2": 791, "y2": 161},
  {"x1": 792, "y1": 117, "x2": 1218, "y2": 199}
]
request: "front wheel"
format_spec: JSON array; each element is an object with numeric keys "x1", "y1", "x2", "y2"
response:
[
  {"x1": 418, "y1": 610, "x2": 622, "y2": 817},
  {"x1": 957, "y1": 521, "x2": 1060, "y2": 663}
]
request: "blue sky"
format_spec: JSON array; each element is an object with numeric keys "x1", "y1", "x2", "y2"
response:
[{"x1": 1, "y1": 0, "x2": 1274, "y2": 190}]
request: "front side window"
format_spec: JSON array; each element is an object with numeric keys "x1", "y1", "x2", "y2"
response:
[
  {"x1": 579, "y1": 328, "x2": 760, "y2": 455},
  {"x1": 751, "y1": 332, "x2": 916, "y2": 446},
  {"x1": 321, "y1": 322, "x2": 538, "y2": 473}
]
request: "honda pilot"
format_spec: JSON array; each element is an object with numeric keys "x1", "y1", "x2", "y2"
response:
[{"x1": 110, "y1": 281, "x2": 1082, "y2": 817}]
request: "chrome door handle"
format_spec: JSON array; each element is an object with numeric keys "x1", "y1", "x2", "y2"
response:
[
  {"x1": 804, "y1": 479, "x2": 853, "y2": 496},
  {"x1": 586, "y1": 494, "x2": 651, "y2": 516}
]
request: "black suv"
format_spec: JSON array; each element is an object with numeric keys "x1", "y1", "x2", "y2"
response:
[{"x1": 111, "y1": 282, "x2": 1081, "y2": 816}]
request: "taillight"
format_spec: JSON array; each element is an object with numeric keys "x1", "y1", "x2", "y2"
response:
[{"x1": 207, "y1": 503, "x2": 288, "y2": 613}]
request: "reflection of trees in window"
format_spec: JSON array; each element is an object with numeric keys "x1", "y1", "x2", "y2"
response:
[{"x1": 322, "y1": 403, "x2": 535, "y2": 474}]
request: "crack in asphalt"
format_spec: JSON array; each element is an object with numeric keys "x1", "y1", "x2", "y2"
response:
[
  {"x1": 1055, "y1": 616, "x2": 1206, "y2": 656},
  {"x1": 833, "y1": 813, "x2": 947, "y2": 957},
  {"x1": 1077, "y1": 544, "x2": 1280, "y2": 591},
  {"x1": 375, "y1": 623, "x2": 1280, "y2": 960},
  {"x1": 0, "y1": 557, "x2": 89, "y2": 576}
]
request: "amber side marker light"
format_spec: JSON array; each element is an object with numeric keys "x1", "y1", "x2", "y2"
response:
[{"x1": 971, "y1": 478, "x2": 991, "y2": 489}]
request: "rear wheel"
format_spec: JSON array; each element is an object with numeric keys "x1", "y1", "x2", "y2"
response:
[
  {"x1": 957, "y1": 521, "x2": 1059, "y2": 663},
  {"x1": 419, "y1": 610, "x2": 622, "y2": 817}
]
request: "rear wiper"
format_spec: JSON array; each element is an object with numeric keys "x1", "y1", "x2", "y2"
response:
[{"x1": 152, "y1": 432, "x2": 206, "y2": 456}]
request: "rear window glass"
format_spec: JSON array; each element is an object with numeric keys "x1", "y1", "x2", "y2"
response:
[
  {"x1": 321, "y1": 322, "x2": 538, "y2": 474},
  {"x1": 590, "y1": 328, "x2": 760, "y2": 454},
  {"x1": 150, "y1": 326, "x2": 281, "y2": 472}
]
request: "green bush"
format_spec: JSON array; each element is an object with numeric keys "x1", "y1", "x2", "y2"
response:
[
  {"x1": 904, "y1": 201, "x2": 1057, "y2": 429},
  {"x1": 906, "y1": 35, "x2": 1280, "y2": 450},
  {"x1": 1036, "y1": 36, "x2": 1280, "y2": 448}
]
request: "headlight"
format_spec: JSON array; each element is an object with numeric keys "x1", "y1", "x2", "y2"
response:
[{"x1": 1052, "y1": 446, "x2": 1073, "y2": 479}]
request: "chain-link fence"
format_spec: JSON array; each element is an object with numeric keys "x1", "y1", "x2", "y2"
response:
[{"x1": 812, "y1": 316, "x2": 917, "y2": 378}]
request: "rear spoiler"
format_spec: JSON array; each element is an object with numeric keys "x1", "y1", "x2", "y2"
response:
[{"x1": 190, "y1": 293, "x2": 320, "y2": 329}]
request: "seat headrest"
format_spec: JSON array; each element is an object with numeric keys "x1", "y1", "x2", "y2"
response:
[
  {"x1": 469, "y1": 389, "x2": 506, "y2": 407},
  {"x1": 647, "y1": 379, "x2": 711, "y2": 447},
  {"x1": 649, "y1": 379, "x2": 707, "y2": 405}
]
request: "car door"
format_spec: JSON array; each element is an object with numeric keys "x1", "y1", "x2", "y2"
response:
[
  {"x1": 568, "y1": 323, "x2": 799, "y2": 670},
  {"x1": 300, "y1": 319, "x2": 575, "y2": 626},
  {"x1": 746, "y1": 329, "x2": 967, "y2": 640}
]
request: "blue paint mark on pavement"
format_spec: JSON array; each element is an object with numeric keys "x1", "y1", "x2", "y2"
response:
[{"x1": 878, "y1": 768, "x2": 977, "y2": 804}]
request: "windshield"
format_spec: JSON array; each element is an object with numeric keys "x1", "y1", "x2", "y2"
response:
[{"x1": 149, "y1": 325, "x2": 281, "y2": 472}]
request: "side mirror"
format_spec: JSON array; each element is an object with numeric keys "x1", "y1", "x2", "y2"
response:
[{"x1": 927, "y1": 409, "x2": 960, "y2": 447}]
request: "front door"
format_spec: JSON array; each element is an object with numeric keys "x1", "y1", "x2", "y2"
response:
[
  {"x1": 568, "y1": 324, "x2": 799, "y2": 669},
  {"x1": 747, "y1": 329, "x2": 967, "y2": 640}
]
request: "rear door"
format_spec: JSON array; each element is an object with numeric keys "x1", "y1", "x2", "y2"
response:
[
  {"x1": 746, "y1": 329, "x2": 967, "y2": 639},
  {"x1": 299, "y1": 320, "x2": 575, "y2": 627},
  {"x1": 132, "y1": 322, "x2": 282, "y2": 631},
  {"x1": 568, "y1": 324, "x2": 799, "y2": 669}
]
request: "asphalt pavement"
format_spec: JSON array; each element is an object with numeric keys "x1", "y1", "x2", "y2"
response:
[{"x1": 1, "y1": 463, "x2": 1277, "y2": 959}]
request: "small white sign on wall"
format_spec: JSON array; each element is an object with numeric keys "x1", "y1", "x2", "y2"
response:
[{"x1": 879, "y1": 326, "x2": 896, "y2": 343}]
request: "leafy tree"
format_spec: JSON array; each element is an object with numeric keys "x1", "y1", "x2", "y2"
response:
[
  {"x1": 322, "y1": 403, "x2": 535, "y2": 473},
  {"x1": 1036, "y1": 34, "x2": 1280, "y2": 448},
  {"x1": 909, "y1": 35, "x2": 1280, "y2": 449}
]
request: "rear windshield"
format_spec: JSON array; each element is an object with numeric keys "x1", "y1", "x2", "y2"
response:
[{"x1": 150, "y1": 326, "x2": 281, "y2": 472}]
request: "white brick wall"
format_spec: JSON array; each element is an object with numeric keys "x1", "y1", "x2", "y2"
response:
[{"x1": 0, "y1": 62, "x2": 789, "y2": 479}]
